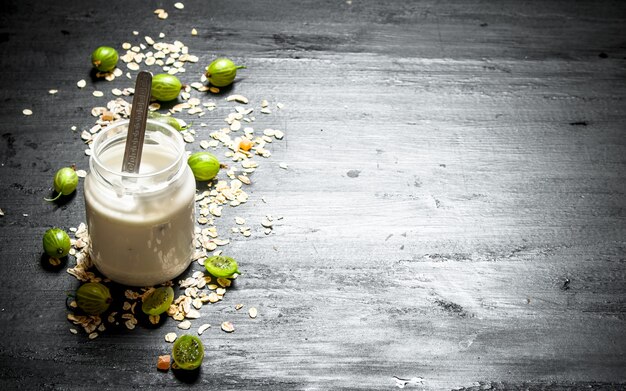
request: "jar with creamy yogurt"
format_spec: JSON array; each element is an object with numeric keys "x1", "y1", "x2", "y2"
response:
[{"x1": 84, "y1": 119, "x2": 196, "y2": 286}]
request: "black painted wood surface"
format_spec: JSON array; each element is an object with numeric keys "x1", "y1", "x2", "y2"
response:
[{"x1": 1, "y1": 1, "x2": 625, "y2": 389}]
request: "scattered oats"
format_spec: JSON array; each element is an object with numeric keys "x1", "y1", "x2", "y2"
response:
[
  {"x1": 167, "y1": 304, "x2": 178, "y2": 317},
  {"x1": 125, "y1": 289, "x2": 141, "y2": 300},
  {"x1": 215, "y1": 287, "x2": 226, "y2": 296},
  {"x1": 200, "y1": 140, "x2": 210, "y2": 149},
  {"x1": 77, "y1": 79, "x2": 86, "y2": 88},
  {"x1": 191, "y1": 28, "x2": 197, "y2": 36},
  {"x1": 235, "y1": 216, "x2": 246, "y2": 225},
  {"x1": 274, "y1": 130, "x2": 285, "y2": 139},
  {"x1": 183, "y1": 133, "x2": 195, "y2": 143},
  {"x1": 111, "y1": 88, "x2": 123, "y2": 96},
  {"x1": 279, "y1": 162, "x2": 288, "y2": 169},
  {"x1": 92, "y1": 91, "x2": 104, "y2": 97},
  {"x1": 89, "y1": 332, "x2": 99, "y2": 340},
  {"x1": 217, "y1": 277, "x2": 232, "y2": 287},
  {"x1": 264, "y1": 228, "x2": 272, "y2": 235},
  {"x1": 209, "y1": 86, "x2": 220, "y2": 94},
  {"x1": 127, "y1": 62, "x2": 140, "y2": 71},
  {"x1": 198, "y1": 323, "x2": 210, "y2": 335},
  {"x1": 226, "y1": 95, "x2": 249, "y2": 104},
  {"x1": 71, "y1": 126, "x2": 77, "y2": 131},
  {"x1": 221, "y1": 321, "x2": 235, "y2": 333},
  {"x1": 145, "y1": 56, "x2": 156, "y2": 66},
  {"x1": 177, "y1": 320, "x2": 192, "y2": 330},
  {"x1": 122, "y1": 42, "x2": 131, "y2": 50},
  {"x1": 145, "y1": 36, "x2": 155, "y2": 45},
  {"x1": 249, "y1": 307, "x2": 258, "y2": 318},
  {"x1": 132, "y1": 30, "x2": 139, "y2": 35},
  {"x1": 70, "y1": 328, "x2": 78, "y2": 334},
  {"x1": 165, "y1": 332, "x2": 177, "y2": 343},
  {"x1": 238, "y1": 175, "x2": 251, "y2": 185},
  {"x1": 261, "y1": 219, "x2": 273, "y2": 228},
  {"x1": 76, "y1": 169, "x2": 87, "y2": 178},
  {"x1": 260, "y1": 107, "x2": 272, "y2": 114},
  {"x1": 22, "y1": 109, "x2": 33, "y2": 116},
  {"x1": 49, "y1": 89, "x2": 58, "y2": 95},
  {"x1": 192, "y1": 298, "x2": 203, "y2": 310},
  {"x1": 159, "y1": 32, "x2": 165, "y2": 38},
  {"x1": 261, "y1": 99, "x2": 269, "y2": 108},
  {"x1": 158, "y1": 10, "x2": 169, "y2": 19},
  {"x1": 235, "y1": 304, "x2": 244, "y2": 310},
  {"x1": 208, "y1": 292, "x2": 220, "y2": 303},
  {"x1": 149, "y1": 315, "x2": 161, "y2": 325},
  {"x1": 230, "y1": 120, "x2": 241, "y2": 131},
  {"x1": 149, "y1": 102, "x2": 161, "y2": 111},
  {"x1": 207, "y1": 284, "x2": 219, "y2": 290},
  {"x1": 85, "y1": 148, "x2": 93, "y2": 156},
  {"x1": 174, "y1": 2, "x2": 184, "y2": 9},
  {"x1": 49, "y1": 257, "x2": 61, "y2": 266},
  {"x1": 186, "y1": 309, "x2": 201, "y2": 319},
  {"x1": 277, "y1": 102, "x2": 285, "y2": 109}
]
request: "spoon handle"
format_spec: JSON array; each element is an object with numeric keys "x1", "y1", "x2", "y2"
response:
[{"x1": 122, "y1": 71, "x2": 152, "y2": 173}]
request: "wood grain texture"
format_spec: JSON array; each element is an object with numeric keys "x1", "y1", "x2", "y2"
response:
[{"x1": 0, "y1": 0, "x2": 625, "y2": 390}]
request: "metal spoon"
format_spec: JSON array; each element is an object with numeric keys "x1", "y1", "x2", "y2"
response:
[{"x1": 122, "y1": 71, "x2": 152, "y2": 173}]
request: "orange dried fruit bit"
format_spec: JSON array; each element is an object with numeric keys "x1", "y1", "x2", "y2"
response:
[
  {"x1": 239, "y1": 138, "x2": 253, "y2": 151},
  {"x1": 157, "y1": 354, "x2": 171, "y2": 371}
]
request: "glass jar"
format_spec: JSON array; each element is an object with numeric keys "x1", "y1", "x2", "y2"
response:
[{"x1": 84, "y1": 119, "x2": 196, "y2": 286}]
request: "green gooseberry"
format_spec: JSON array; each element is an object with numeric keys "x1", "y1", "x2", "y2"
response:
[
  {"x1": 76, "y1": 282, "x2": 112, "y2": 315},
  {"x1": 151, "y1": 74, "x2": 182, "y2": 101},
  {"x1": 45, "y1": 167, "x2": 79, "y2": 202},
  {"x1": 187, "y1": 152, "x2": 221, "y2": 181},
  {"x1": 91, "y1": 46, "x2": 119, "y2": 72},
  {"x1": 172, "y1": 334, "x2": 204, "y2": 370},
  {"x1": 43, "y1": 227, "x2": 71, "y2": 258},
  {"x1": 203, "y1": 255, "x2": 240, "y2": 278},
  {"x1": 205, "y1": 58, "x2": 246, "y2": 87},
  {"x1": 148, "y1": 112, "x2": 188, "y2": 131}
]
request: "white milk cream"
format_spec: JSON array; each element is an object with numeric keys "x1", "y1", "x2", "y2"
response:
[{"x1": 84, "y1": 127, "x2": 196, "y2": 287}]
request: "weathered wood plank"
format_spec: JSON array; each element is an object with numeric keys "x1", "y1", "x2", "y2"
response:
[{"x1": 0, "y1": 0, "x2": 625, "y2": 389}]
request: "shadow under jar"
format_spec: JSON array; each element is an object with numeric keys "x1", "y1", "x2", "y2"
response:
[{"x1": 84, "y1": 119, "x2": 196, "y2": 287}]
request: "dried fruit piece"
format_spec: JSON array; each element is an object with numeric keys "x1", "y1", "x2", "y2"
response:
[
  {"x1": 157, "y1": 355, "x2": 171, "y2": 371},
  {"x1": 239, "y1": 138, "x2": 253, "y2": 151}
]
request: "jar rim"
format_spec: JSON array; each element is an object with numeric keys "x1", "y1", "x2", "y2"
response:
[{"x1": 91, "y1": 119, "x2": 185, "y2": 180}]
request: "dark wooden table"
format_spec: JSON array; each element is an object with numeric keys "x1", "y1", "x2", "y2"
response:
[{"x1": 1, "y1": 1, "x2": 625, "y2": 389}]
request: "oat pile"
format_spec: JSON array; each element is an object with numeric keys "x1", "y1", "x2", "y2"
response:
[{"x1": 61, "y1": 3, "x2": 282, "y2": 345}]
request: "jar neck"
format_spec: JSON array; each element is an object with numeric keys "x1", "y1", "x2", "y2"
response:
[{"x1": 89, "y1": 119, "x2": 187, "y2": 195}]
